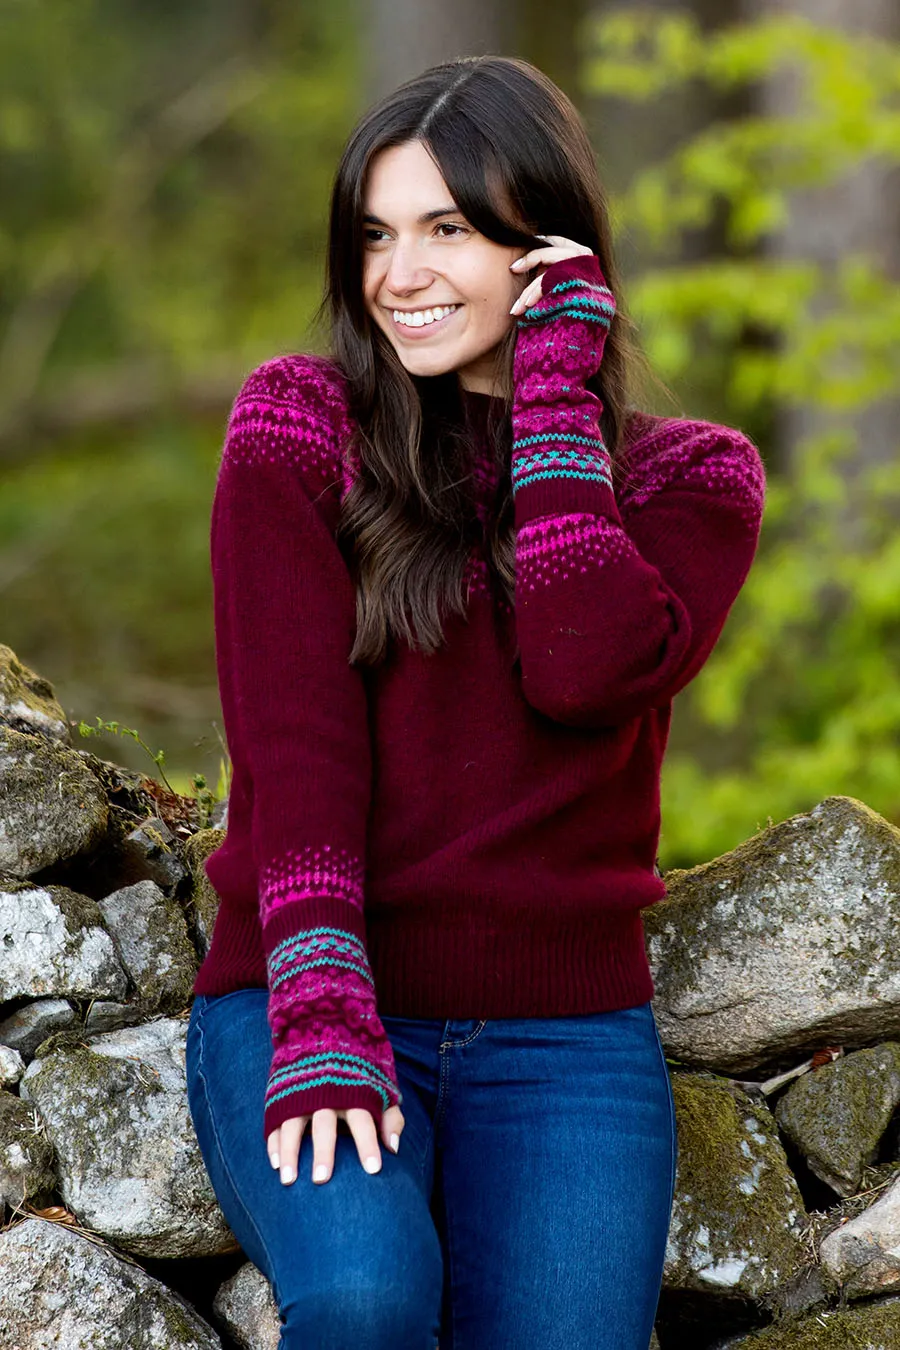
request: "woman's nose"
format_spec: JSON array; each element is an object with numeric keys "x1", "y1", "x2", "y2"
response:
[{"x1": 384, "y1": 243, "x2": 432, "y2": 294}]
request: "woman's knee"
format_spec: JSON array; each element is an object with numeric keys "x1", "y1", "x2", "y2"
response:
[{"x1": 278, "y1": 1249, "x2": 442, "y2": 1350}]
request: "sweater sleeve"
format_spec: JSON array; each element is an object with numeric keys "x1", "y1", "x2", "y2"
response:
[
  {"x1": 208, "y1": 354, "x2": 402, "y2": 1141},
  {"x1": 511, "y1": 254, "x2": 766, "y2": 729}
]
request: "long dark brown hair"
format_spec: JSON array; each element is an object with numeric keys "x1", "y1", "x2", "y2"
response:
[{"x1": 315, "y1": 55, "x2": 674, "y2": 666}]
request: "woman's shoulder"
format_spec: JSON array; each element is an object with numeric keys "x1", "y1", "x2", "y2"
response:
[
  {"x1": 222, "y1": 353, "x2": 358, "y2": 494},
  {"x1": 619, "y1": 407, "x2": 766, "y2": 520},
  {"x1": 230, "y1": 352, "x2": 354, "y2": 430}
]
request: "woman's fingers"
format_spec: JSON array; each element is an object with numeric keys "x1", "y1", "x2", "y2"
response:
[
  {"x1": 277, "y1": 1115, "x2": 306, "y2": 1185},
  {"x1": 346, "y1": 1106, "x2": 383, "y2": 1177},
  {"x1": 510, "y1": 276, "x2": 545, "y2": 315},
  {"x1": 269, "y1": 1106, "x2": 406, "y2": 1186},
  {"x1": 381, "y1": 1104, "x2": 405, "y2": 1156}
]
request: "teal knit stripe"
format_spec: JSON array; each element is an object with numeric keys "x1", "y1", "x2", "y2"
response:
[
  {"x1": 266, "y1": 1073, "x2": 392, "y2": 1112},
  {"x1": 268, "y1": 925, "x2": 367, "y2": 969},
  {"x1": 513, "y1": 465, "x2": 613, "y2": 492},
  {"x1": 269, "y1": 953, "x2": 374, "y2": 993},
  {"x1": 513, "y1": 432, "x2": 608, "y2": 452},
  {"x1": 547, "y1": 278, "x2": 615, "y2": 300},
  {"x1": 518, "y1": 295, "x2": 615, "y2": 327},
  {"x1": 268, "y1": 1050, "x2": 397, "y2": 1097}
]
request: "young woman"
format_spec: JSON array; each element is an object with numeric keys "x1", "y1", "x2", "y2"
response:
[{"x1": 186, "y1": 55, "x2": 766, "y2": 1350}]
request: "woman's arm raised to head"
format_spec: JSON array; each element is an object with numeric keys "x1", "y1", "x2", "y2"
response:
[
  {"x1": 510, "y1": 254, "x2": 766, "y2": 729},
  {"x1": 208, "y1": 354, "x2": 402, "y2": 1141}
]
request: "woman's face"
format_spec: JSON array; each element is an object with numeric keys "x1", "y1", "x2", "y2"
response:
[{"x1": 362, "y1": 140, "x2": 528, "y2": 395}]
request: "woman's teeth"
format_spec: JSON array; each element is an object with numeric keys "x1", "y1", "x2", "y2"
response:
[{"x1": 392, "y1": 304, "x2": 460, "y2": 328}]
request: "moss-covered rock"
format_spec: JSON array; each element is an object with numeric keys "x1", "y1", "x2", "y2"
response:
[
  {"x1": 719, "y1": 1294, "x2": 900, "y2": 1346},
  {"x1": 97, "y1": 879, "x2": 197, "y2": 1015},
  {"x1": 775, "y1": 1043, "x2": 900, "y2": 1196},
  {"x1": 645, "y1": 796, "x2": 900, "y2": 1074},
  {"x1": 0, "y1": 644, "x2": 69, "y2": 742},
  {"x1": 181, "y1": 827, "x2": 224, "y2": 958},
  {"x1": 19, "y1": 1017, "x2": 237, "y2": 1259},
  {"x1": 0, "y1": 725, "x2": 109, "y2": 876},
  {"x1": 0, "y1": 1088, "x2": 57, "y2": 1219},
  {"x1": 664, "y1": 1073, "x2": 808, "y2": 1299},
  {"x1": 0, "y1": 1217, "x2": 224, "y2": 1348}
]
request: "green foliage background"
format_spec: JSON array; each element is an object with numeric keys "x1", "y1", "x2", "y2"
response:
[
  {"x1": 583, "y1": 10, "x2": 900, "y2": 862},
  {"x1": 2, "y1": 3, "x2": 899, "y2": 867}
]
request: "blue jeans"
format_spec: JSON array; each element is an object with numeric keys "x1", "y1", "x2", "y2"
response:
[{"x1": 186, "y1": 989, "x2": 676, "y2": 1350}]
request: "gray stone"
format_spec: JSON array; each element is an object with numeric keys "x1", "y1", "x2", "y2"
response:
[
  {"x1": 0, "y1": 725, "x2": 108, "y2": 876},
  {"x1": 118, "y1": 815, "x2": 190, "y2": 892},
  {"x1": 83, "y1": 998, "x2": 145, "y2": 1035},
  {"x1": 0, "y1": 644, "x2": 70, "y2": 742},
  {"x1": 0, "y1": 1217, "x2": 222, "y2": 1349},
  {"x1": 19, "y1": 1017, "x2": 237, "y2": 1258},
  {"x1": 663, "y1": 1073, "x2": 807, "y2": 1298},
  {"x1": 212, "y1": 1261, "x2": 281, "y2": 1350},
  {"x1": 775, "y1": 1043, "x2": 900, "y2": 1195},
  {"x1": 0, "y1": 997, "x2": 77, "y2": 1056},
  {"x1": 820, "y1": 1169, "x2": 900, "y2": 1298},
  {"x1": 0, "y1": 1042, "x2": 25, "y2": 1086},
  {"x1": 646, "y1": 796, "x2": 900, "y2": 1073},
  {"x1": 0, "y1": 1089, "x2": 56, "y2": 1219},
  {"x1": 97, "y1": 879, "x2": 197, "y2": 1014},
  {"x1": 0, "y1": 878, "x2": 127, "y2": 1002}
]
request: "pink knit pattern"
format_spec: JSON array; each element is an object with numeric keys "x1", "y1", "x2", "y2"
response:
[{"x1": 259, "y1": 844, "x2": 364, "y2": 926}]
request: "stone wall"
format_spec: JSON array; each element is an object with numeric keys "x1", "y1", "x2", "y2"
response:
[{"x1": 3, "y1": 642, "x2": 900, "y2": 1350}]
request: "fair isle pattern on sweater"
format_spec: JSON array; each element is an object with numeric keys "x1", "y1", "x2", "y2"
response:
[
  {"x1": 195, "y1": 253, "x2": 766, "y2": 1140},
  {"x1": 259, "y1": 846, "x2": 401, "y2": 1124}
]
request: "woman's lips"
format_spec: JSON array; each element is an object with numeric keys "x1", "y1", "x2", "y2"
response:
[{"x1": 389, "y1": 305, "x2": 462, "y2": 339}]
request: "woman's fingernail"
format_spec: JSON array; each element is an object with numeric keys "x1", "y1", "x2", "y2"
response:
[
  {"x1": 314, "y1": 1164, "x2": 328, "y2": 1182},
  {"x1": 510, "y1": 258, "x2": 524, "y2": 270},
  {"x1": 390, "y1": 1133, "x2": 400, "y2": 1153},
  {"x1": 270, "y1": 1152, "x2": 280, "y2": 1170},
  {"x1": 364, "y1": 1156, "x2": 381, "y2": 1173},
  {"x1": 280, "y1": 1165, "x2": 295, "y2": 1184}
]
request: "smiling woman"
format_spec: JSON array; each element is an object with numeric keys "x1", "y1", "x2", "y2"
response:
[{"x1": 186, "y1": 52, "x2": 766, "y2": 1350}]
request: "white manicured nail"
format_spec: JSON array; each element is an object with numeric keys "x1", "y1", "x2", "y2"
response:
[
  {"x1": 270, "y1": 1152, "x2": 280, "y2": 1169},
  {"x1": 390, "y1": 1133, "x2": 400, "y2": 1153},
  {"x1": 314, "y1": 1164, "x2": 327, "y2": 1181},
  {"x1": 364, "y1": 1156, "x2": 380, "y2": 1173}
]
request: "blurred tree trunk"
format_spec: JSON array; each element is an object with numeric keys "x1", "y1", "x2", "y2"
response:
[
  {"x1": 363, "y1": 0, "x2": 514, "y2": 104},
  {"x1": 751, "y1": 0, "x2": 900, "y2": 540},
  {"x1": 362, "y1": 0, "x2": 589, "y2": 110}
]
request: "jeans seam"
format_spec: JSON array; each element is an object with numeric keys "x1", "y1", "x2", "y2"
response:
[
  {"x1": 190, "y1": 999, "x2": 283, "y2": 1307},
  {"x1": 649, "y1": 1006, "x2": 678, "y2": 1217}
]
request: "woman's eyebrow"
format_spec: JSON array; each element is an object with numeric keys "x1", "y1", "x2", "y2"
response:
[{"x1": 363, "y1": 206, "x2": 461, "y2": 226}]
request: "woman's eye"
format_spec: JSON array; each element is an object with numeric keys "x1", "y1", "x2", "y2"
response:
[
  {"x1": 364, "y1": 229, "x2": 388, "y2": 244},
  {"x1": 436, "y1": 223, "x2": 468, "y2": 237}
]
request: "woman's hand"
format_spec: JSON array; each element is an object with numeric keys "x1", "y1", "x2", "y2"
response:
[
  {"x1": 509, "y1": 234, "x2": 596, "y2": 315},
  {"x1": 267, "y1": 1102, "x2": 406, "y2": 1186}
]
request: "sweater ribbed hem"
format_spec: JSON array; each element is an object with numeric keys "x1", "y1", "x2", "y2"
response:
[
  {"x1": 191, "y1": 898, "x2": 657, "y2": 1017},
  {"x1": 366, "y1": 906, "x2": 655, "y2": 1020}
]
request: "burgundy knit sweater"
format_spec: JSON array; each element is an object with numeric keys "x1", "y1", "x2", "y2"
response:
[{"x1": 192, "y1": 255, "x2": 766, "y2": 1140}]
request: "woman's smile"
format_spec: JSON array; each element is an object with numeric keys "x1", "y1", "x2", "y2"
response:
[{"x1": 388, "y1": 302, "x2": 463, "y2": 337}]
